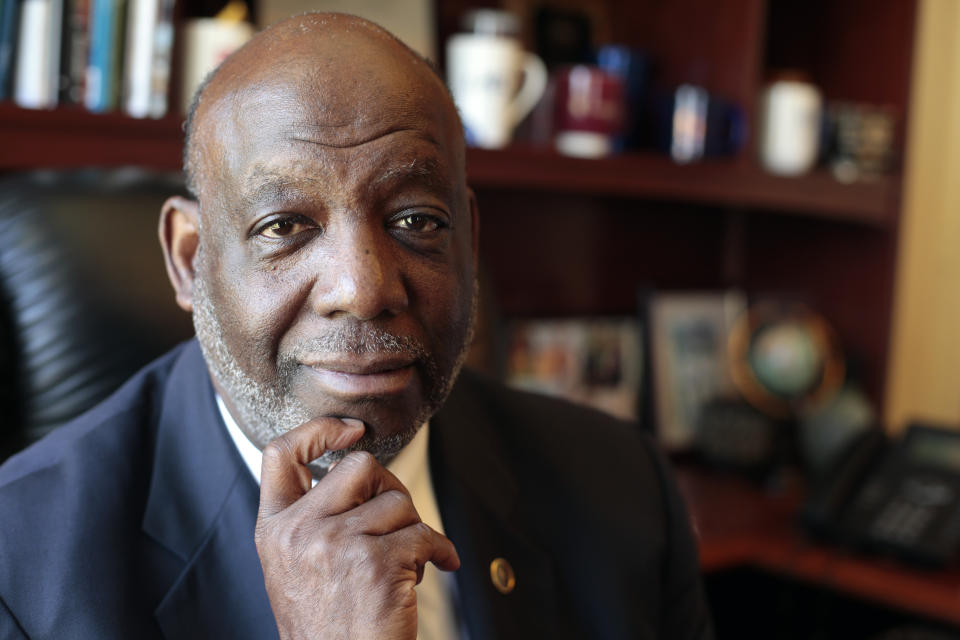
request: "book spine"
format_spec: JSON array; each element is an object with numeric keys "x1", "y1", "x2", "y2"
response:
[
  {"x1": 83, "y1": 0, "x2": 109, "y2": 110},
  {"x1": 14, "y1": 0, "x2": 56, "y2": 108},
  {"x1": 122, "y1": 0, "x2": 157, "y2": 118},
  {"x1": 60, "y1": 0, "x2": 90, "y2": 103},
  {"x1": 0, "y1": 0, "x2": 22, "y2": 100},
  {"x1": 107, "y1": 0, "x2": 125, "y2": 108},
  {"x1": 145, "y1": 0, "x2": 172, "y2": 118},
  {"x1": 46, "y1": 0, "x2": 63, "y2": 102},
  {"x1": 84, "y1": 0, "x2": 122, "y2": 112}
]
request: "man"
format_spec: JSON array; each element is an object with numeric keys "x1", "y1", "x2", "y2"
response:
[{"x1": 0, "y1": 13, "x2": 712, "y2": 639}]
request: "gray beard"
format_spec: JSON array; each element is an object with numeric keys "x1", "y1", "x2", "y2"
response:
[{"x1": 191, "y1": 248, "x2": 476, "y2": 474}]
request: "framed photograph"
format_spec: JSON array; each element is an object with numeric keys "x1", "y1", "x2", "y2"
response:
[
  {"x1": 648, "y1": 290, "x2": 746, "y2": 450},
  {"x1": 505, "y1": 317, "x2": 641, "y2": 421}
]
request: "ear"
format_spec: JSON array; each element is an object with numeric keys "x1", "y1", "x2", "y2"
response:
[
  {"x1": 159, "y1": 196, "x2": 201, "y2": 312},
  {"x1": 467, "y1": 187, "x2": 480, "y2": 270}
]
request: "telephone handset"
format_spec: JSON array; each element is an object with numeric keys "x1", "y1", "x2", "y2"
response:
[{"x1": 802, "y1": 423, "x2": 960, "y2": 566}]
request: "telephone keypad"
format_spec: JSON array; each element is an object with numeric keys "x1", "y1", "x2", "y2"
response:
[
  {"x1": 868, "y1": 478, "x2": 955, "y2": 547},
  {"x1": 870, "y1": 500, "x2": 931, "y2": 544}
]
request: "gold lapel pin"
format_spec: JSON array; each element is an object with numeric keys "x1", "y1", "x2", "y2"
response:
[{"x1": 489, "y1": 557, "x2": 516, "y2": 594}]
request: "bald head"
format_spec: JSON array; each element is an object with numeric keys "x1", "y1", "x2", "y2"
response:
[{"x1": 183, "y1": 12, "x2": 461, "y2": 200}]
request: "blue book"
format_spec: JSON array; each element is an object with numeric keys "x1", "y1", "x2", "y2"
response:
[{"x1": 84, "y1": 0, "x2": 122, "y2": 112}]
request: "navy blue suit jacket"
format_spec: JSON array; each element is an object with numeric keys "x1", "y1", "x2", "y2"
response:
[{"x1": 0, "y1": 341, "x2": 711, "y2": 639}]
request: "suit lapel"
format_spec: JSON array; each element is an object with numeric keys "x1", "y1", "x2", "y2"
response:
[
  {"x1": 431, "y1": 371, "x2": 561, "y2": 640},
  {"x1": 142, "y1": 341, "x2": 277, "y2": 639}
]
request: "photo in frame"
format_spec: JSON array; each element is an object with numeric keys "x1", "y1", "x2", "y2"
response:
[
  {"x1": 505, "y1": 317, "x2": 642, "y2": 421},
  {"x1": 647, "y1": 290, "x2": 747, "y2": 450}
]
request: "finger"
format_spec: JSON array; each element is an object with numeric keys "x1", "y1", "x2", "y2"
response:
[
  {"x1": 338, "y1": 489, "x2": 421, "y2": 535},
  {"x1": 381, "y1": 522, "x2": 461, "y2": 575},
  {"x1": 297, "y1": 450, "x2": 410, "y2": 519},
  {"x1": 258, "y1": 417, "x2": 365, "y2": 518}
]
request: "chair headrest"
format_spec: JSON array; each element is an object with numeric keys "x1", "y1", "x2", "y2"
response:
[{"x1": 0, "y1": 169, "x2": 196, "y2": 454}]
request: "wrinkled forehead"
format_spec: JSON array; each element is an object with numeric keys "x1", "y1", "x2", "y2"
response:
[{"x1": 192, "y1": 22, "x2": 463, "y2": 200}]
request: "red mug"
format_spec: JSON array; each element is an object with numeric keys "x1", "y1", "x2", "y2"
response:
[{"x1": 553, "y1": 65, "x2": 625, "y2": 158}]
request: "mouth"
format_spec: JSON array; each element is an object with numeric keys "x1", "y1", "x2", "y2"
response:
[{"x1": 301, "y1": 355, "x2": 417, "y2": 398}]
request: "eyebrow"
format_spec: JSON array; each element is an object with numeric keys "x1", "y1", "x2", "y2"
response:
[{"x1": 368, "y1": 156, "x2": 453, "y2": 198}]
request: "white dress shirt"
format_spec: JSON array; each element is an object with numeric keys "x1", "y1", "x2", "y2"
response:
[{"x1": 216, "y1": 396, "x2": 462, "y2": 640}]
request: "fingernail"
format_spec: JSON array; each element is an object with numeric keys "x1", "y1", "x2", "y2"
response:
[{"x1": 341, "y1": 418, "x2": 365, "y2": 431}]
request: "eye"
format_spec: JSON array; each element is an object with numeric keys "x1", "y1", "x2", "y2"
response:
[
  {"x1": 257, "y1": 216, "x2": 318, "y2": 239},
  {"x1": 392, "y1": 212, "x2": 446, "y2": 233}
]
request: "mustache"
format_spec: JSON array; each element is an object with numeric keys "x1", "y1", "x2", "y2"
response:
[{"x1": 286, "y1": 324, "x2": 428, "y2": 359}]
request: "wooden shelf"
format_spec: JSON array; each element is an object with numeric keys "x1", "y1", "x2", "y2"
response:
[
  {"x1": 0, "y1": 103, "x2": 183, "y2": 171},
  {"x1": 467, "y1": 147, "x2": 900, "y2": 226}
]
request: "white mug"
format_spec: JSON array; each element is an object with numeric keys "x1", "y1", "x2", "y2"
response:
[
  {"x1": 447, "y1": 34, "x2": 547, "y2": 149},
  {"x1": 758, "y1": 79, "x2": 823, "y2": 176},
  {"x1": 179, "y1": 19, "x2": 254, "y2": 114}
]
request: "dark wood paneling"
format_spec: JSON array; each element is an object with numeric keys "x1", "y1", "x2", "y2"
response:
[
  {"x1": 476, "y1": 190, "x2": 727, "y2": 315},
  {"x1": 605, "y1": 0, "x2": 767, "y2": 113}
]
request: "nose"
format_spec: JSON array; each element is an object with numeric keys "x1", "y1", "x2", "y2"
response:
[{"x1": 311, "y1": 225, "x2": 408, "y2": 321}]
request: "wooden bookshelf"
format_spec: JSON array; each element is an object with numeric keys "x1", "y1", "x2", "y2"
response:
[
  {"x1": 466, "y1": 147, "x2": 899, "y2": 226},
  {"x1": 0, "y1": 103, "x2": 183, "y2": 170}
]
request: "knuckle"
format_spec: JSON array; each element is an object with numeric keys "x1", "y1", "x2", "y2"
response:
[
  {"x1": 341, "y1": 538, "x2": 379, "y2": 578},
  {"x1": 261, "y1": 437, "x2": 293, "y2": 467},
  {"x1": 305, "y1": 533, "x2": 333, "y2": 561},
  {"x1": 340, "y1": 450, "x2": 376, "y2": 472},
  {"x1": 269, "y1": 520, "x2": 304, "y2": 552},
  {"x1": 384, "y1": 489, "x2": 412, "y2": 507}
]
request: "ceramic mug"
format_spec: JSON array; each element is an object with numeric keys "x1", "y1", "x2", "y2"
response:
[
  {"x1": 553, "y1": 65, "x2": 625, "y2": 158},
  {"x1": 758, "y1": 78, "x2": 823, "y2": 175},
  {"x1": 447, "y1": 32, "x2": 547, "y2": 149}
]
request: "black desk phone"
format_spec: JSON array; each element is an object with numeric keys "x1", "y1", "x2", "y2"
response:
[{"x1": 802, "y1": 423, "x2": 960, "y2": 566}]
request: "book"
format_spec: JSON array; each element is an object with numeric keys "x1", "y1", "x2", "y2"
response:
[
  {"x1": 0, "y1": 0, "x2": 22, "y2": 100},
  {"x1": 13, "y1": 0, "x2": 63, "y2": 109},
  {"x1": 59, "y1": 0, "x2": 89, "y2": 103},
  {"x1": 122, "y1": 0, "x2": 171, "y2": 118},
  {"x1": 146, "y1": 0, "x2": 173, "y2": 117},
  {"x1": 84, "y1": 0, "x2": 124, "y2": 112}
]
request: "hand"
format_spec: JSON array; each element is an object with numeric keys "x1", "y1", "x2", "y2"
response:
[{"x1": 254, "y1": 418, "x2": 461, "y2": 640}]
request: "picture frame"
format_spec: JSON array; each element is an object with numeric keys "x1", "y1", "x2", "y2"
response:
[
  {"x1": 505, "y1": 317, "x2": 642, "y2": 421},
  {"x1": 647, "y1": 290, "x2": 746, "y2": 450}
]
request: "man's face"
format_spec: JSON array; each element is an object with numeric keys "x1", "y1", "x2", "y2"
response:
[{"x1": 186, "y1": 45, "x2": 477, "y2": 470}]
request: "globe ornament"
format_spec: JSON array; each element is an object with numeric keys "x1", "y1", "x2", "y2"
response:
[{"x1": 728, "y1": 302, "x2": 845, "y2": 418}]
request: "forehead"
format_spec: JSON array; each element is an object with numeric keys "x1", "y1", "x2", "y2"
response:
[
  {"x1": 197, "y1": 30, "x2": 463, "y2": 199},
  {"x1": 236, "y1": 136, "x2": 455, "y2": 211}
]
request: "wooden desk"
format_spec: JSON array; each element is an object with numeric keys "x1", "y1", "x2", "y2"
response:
[{"x1": 677, "y1": 467, "x2": 960, "y2": 627}]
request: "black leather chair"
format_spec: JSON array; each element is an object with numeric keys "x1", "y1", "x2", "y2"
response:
[{"x1": 0, "y1": 169, "x2": 195, "y2": 458}]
